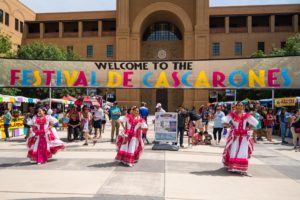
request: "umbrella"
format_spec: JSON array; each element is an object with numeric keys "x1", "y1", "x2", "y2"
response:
[{"x1": 62, "y1": 95, "x2": 77, "y2": 101}]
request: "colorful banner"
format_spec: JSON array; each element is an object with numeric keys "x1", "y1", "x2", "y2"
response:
[
  {"x1": 155, "y1": 112, "x2": 178, "y2": 142},
  {"x1": 275, "y1": 97, "x2": 296, "y2": 107},
  {"x1": 0, "y1": 57, "x2": 299, "y2": 89},
  {"x1": 0, "y1": 117, "x2": 24, "y2": 131}
]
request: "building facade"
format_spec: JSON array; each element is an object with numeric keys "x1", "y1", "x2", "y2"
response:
[{"x1": 1, "y1": 0, "x2": 299, "y2": 112}]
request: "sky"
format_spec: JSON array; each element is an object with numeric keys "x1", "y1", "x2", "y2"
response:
[{"x1": 19, "y1": 0, "x2": 300, "y2": 13}]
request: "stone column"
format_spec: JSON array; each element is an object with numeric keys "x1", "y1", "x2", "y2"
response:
[
  {"x1": 270, "y1": 15, "x2": 275, "y2": 33},
  {"x1": 40, "y1": 22, "x2": 44, "y2": 39},
  {"x1": 59, "y1": 22, "x2": 63, "y2": 38},
  {"x1": 225, "y1": 17, "x2": 230, "y2": 33},
  {"x1": 184, "y1": 31, "x2": 194, "y2": 59},
  {"x1": 115, "y1": 0, "x2": 140, "y2": 106},
  {"x1": 191, "y1": 0, "x2": 210, "y2": 108},
  {"x1": 98, "y1": 20, "x2": 102, "y2": 37},
  {"x1": 78, "y1": 21, "x2": 83, "y2": 38},
  {"x1": 293, "y1": 14, "x2": 298, "y2": 33},
  {"x1": 247, "y1": 16, "x2": 252, "y2": 33}
]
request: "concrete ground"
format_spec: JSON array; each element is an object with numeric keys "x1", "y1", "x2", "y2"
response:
[{"x1": 0, "y1": 116, "x2": 300, "y2": 200}]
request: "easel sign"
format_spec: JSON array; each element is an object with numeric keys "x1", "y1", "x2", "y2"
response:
[{"x1": 154, "y1": 112, "x2": 178, "y2": 143}]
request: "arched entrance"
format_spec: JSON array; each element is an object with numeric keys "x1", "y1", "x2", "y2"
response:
[
  {"x1": 131, "y1": 3, "x2": 193, "y2": 113},
  {"x1": 141, "y1": 20, "x2": 184, "y2": 112}
]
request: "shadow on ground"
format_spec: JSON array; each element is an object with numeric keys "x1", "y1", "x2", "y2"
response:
[{"x1": 190, "y1": 168, "x2": 247, "y2": 177}]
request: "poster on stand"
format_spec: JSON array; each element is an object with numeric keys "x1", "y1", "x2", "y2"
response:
[{"x1": 154, "y1": 112, "x2": 178, "y2": 142}]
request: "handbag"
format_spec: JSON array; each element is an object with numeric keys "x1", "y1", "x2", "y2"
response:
[{"x1": 295, "y1": 127, "x2": 300, "y2": 134}]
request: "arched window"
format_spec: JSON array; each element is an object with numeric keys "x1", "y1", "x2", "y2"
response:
[{"x1": 143, "y1": 22, "x2": 182, "y2": 41}]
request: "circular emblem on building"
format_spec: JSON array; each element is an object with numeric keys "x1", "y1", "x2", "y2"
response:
[{"x1": 158, "y1": 49, "x2": 167, "y2": 59}]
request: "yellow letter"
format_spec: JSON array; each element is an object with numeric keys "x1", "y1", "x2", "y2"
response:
[
  {"x1": 155, "y1": 72, "x2": 170, "y2": 88},
  {"x1": 64, "y1": 71, "x2": 79, "y2": 87},
  {"x1": 194, "y1": 71, "x2": 211, "y2": 87},
  {"x1": 249, "y1": 70, "x2": 265, "y2": 87},
  {"x1": 33, "y1": 71, "x2": 42, "y2": 86},
  {"x1": 107, "y1": 71, "x2": 122, "y2": 87}
]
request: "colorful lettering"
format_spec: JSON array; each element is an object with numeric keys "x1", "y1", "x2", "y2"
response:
[
  {"x1": 249, "y1": 70, "x2": 265, "y2": 87},
  {"x1": 64, "y1": 71, "x2": 79, "y2": 87},
  {"x1": 268, "y1": 69, "x2": 280, "y2": 87},
  {"x1": 74, "y1": 71, "x2": 88, "y2": 87},
  {"x1": 143, "y1": 72, "x2": 153, "y2": 88},
  {"x1": 107, "y1": 71, "x2": 122, "y2": 87},
  {"x1": 194, "y1": 71, "x2": 211, "y2": 88},
  {"x1": 10, "y1": 70, "x2": 21, "y2": 86},
  {"x1": 123, "y1": 72, "x2": 134, "y2": 88},
  {"x1": 182, "y1": 72, "x2": 192, "y2": 87},
  {"x1": 213, "y1": 72, "x2": 225, "y2": 87},
  {"x1": 155, "y1": 72, "x2": 170, "y2": 88}
]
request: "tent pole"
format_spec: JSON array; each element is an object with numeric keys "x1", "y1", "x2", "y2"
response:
[{"x1": 272, "y1": 89, "x2": 275, "y2": 109}]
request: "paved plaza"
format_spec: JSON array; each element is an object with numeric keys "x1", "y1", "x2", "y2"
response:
[{"x1": 0, "y1": 117, "x2": 300, "y2": 200}]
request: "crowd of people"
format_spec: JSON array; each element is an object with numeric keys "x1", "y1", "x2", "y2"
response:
[{"x1": 1, "y1": 99, "x2": 300, "y2": 174}]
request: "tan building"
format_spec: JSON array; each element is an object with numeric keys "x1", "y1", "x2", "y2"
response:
[{"x1": 1, "y1": 0, "x2": 299, "y2": 112}]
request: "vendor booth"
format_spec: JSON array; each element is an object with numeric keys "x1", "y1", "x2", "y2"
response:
[{"x1": 0, "y1": 94, "x2": 40, "y2": 139}]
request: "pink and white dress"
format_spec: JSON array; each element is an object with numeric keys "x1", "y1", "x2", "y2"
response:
[
  {"x1": 222, "y1": 112, "x2": 258, "y2": 173},
  {"x1": 115, "y1": 114, "x2": 147, "y2": 166},
  {"x1": 27, "y1": 115, "x2": 65, "y2": 164}
]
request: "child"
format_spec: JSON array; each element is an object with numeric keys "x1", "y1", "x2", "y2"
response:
[
  {"x1": 192, "y1": 130, "x2": 203, "y2": 145},
  {"x1": 203, "y1": 131, "x2": 212, "y2": 145},
  {"x1": 188, "y1": 120, "x2": 196, "y2": 148}
]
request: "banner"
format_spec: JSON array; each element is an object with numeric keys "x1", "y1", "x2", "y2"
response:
[
  {"x1": 275, "y1": 97, "x2": 296, "y2": 107},
  {"x1": 154, "y1": 112, "x2": 177, "y2": 142},
  {"x1": 0, "y1": 56, "x2": 299, "y2": 89},
  {"x1": 0, "y1": 117, "x2": 24, "y2": 131}
]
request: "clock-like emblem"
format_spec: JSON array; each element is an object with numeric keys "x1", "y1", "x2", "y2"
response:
[{"x1": 158, "y1": 49, "x2": 167, "y2": 59}]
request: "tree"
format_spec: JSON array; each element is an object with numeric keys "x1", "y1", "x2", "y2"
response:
[
  {"x1": 15, "y1": 42, "x2": 85, "y2": 98},
  {"x1": 16, "y1": 42, "x2": 81, "y2": 61},
  {"x1": 0, "y1": 31, "x2": 12, "y2": 55},
  {"x1": 284, "y1": 33, "x2": 300, "y2": 56},
  {"x1": 250, "y1": 50, "x2": 266, "y2": 58},
  {"x1": 0, "y1": 88, "x2": 21, "y2": 96}
]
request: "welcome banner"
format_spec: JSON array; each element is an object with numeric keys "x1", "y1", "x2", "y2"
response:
[{"x1": 0, "y1": 56, "x2": 299, "y2": 89}]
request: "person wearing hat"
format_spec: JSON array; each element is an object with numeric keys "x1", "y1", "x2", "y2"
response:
[
  {"x1": 109, "y1": 102, "x2": 121, "y2": 142},
  {"x1": 156, "y1": 103, "x2": 166, "y2": 113}
]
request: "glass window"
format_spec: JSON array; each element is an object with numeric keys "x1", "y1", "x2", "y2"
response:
[
  {"x1": 20, "y1": 21, "x2": 24, "y2": 33},
  {"x1": 281, "y1": 41, "x2": 286, "y2": 48},
  {"x1": 235, "y1": 42, "x2": 242, "y2": 56},
  {"x1": 106, "y1": 45, "x2": 113, "y2": 58},
  {"x1": 258, "y1": 42, "x2": 265, "y2": 52},
  {"x1": 15, "y1": 18, "x2": 19, "y2": 31},
  {"x1": 87, "y1": 45, "x2": 93, "y2": 58},
  {"x1": 0, "y1": 10, "x2": 3, "y2": 23},
  {"x1": 67, "y1": 46, "x2": 73, "y2": 52},
  {"x1": 212, "y1": 42, "x2": 220, "y2": 56},
  {"x1": 5, "y1": 12, "x2": 9, "y2": 26},
  {"x1": 143, "y1": 22, "x2": 182, "y2": 41}
]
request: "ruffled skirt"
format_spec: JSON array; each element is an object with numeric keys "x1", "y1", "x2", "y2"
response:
[
  {"x1": 27, "y1": 128, "x2": 65, "y2": 164},
  {"x1": 222, "y1": 132, "x2": 254, "y2": 173}
]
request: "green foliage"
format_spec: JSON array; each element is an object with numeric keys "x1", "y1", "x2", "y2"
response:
[
  {"x1": 0, "y1": 31, "x2": 12, "y2": 54},
  {"x1": 269, "y1": 47, "x2": 286, "y2": 57},
  {"x1": 284, "y1": 33, "x2": 300, "y2": 56},
  {"x1": 250, "y1": 50, "x2": 266, "y2": 58},
  {"x1": 13, "y1": 42, "x2": 83, "y2": 98},
  {"x1": 0, "y1": 88, "x2": 21, "y2": 96},
  {"x1": 16, "y1": 42, "x2": 81, "y2": 61}
]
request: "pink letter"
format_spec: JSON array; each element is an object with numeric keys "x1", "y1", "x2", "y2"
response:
[
  {"x1": 172, "y1": 72, "x2": 180, "y2": 87},
  {"x1": 268, "y1": 69, "x2": 280, "y2": 87},
  {"x1": 74, "y1": 71, "x2": 88, "y2": 87},
  {"x1": 10, "y1": 70, "x2": 21, "y2": 86},
  {"x1": 43, "y1": 70, "x2": 55, "y2": 86},
  {"x1": 213, "y1": 72, "x2": 226, "y2": 87},
  {"x1": 123, "y1": 72, "x2": 134, "y2": 88}
]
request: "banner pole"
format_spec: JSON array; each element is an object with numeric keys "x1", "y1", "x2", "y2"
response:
[
  {"x1": 234, "y1": 89, "x2": 237, "y2": 103},
  {"x1": 272, "y1": 89, "x2": 275, "y2": 109},
  {"x1": 49, "y1": 83, "x2": 52, "y2": 110}
]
